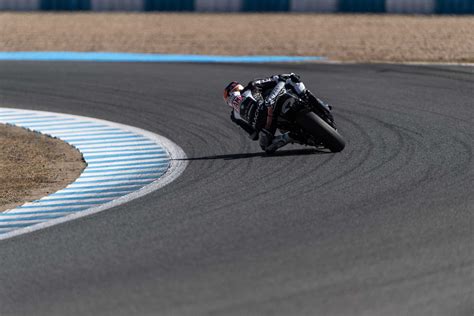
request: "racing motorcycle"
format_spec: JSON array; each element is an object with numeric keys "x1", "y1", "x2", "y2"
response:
[{"x1": 255, "y1": 83, "x2": 345, "y2": 153}]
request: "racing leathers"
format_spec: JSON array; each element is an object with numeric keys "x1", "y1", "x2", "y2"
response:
[{"x1": 229, "y1": 73, "x2": 308, "y2": 152}]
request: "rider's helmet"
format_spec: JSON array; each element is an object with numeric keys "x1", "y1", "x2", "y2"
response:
[{"x1": 223, "y1": 81, "x2": 244, "y2": 107}]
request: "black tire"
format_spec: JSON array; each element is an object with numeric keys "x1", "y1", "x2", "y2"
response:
[{"x1": 296, "y1": 112, "x2": 345, "y2": 152}]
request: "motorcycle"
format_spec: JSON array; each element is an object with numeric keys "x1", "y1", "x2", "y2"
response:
[{"x1": 255, "y1": 84, "x2": 345, "y2": 153}]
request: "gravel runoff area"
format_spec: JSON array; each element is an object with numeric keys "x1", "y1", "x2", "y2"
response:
[
  {"x1": 0, "y1": 124, "x2": 85, "y2": 212},
  {"x1": 1, "y1": 13, "x2": 473, "y2": 63}
]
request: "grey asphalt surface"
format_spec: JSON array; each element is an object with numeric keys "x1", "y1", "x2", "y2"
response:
[{"x1": 0, "y1": 62, "x2": 472, "y2": 316}]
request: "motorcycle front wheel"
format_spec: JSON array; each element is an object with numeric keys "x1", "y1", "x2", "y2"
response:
[{"x1": 296, "y1": 112, "x2": 345, "y2": 153}]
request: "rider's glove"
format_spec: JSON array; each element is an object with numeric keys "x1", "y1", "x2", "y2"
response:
[
  {"x1": 277, "y1": 73, "x2": 300, "y2": 82},
  {"x1": 290, "y1": 73, "x2": 301, "y2": 83}
]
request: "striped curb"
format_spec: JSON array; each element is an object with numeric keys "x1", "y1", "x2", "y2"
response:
[{"x1": 0, "y1": 107, "x2": 187, "y2": 240}]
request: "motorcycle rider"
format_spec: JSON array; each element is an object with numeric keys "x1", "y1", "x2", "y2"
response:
[{"x1": 223, "y1": 73, "x2": 312, "y2": 153}]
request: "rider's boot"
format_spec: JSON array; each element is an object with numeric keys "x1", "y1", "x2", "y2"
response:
[
  {"x1": 259, "y1": 129, "x2": 273, "y2": 151},
  {"x1": 264, "y1": 132, "x2": 293, "y2": 154}
]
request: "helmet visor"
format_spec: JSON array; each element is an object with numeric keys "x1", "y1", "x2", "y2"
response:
[{"x1": 223, "y1": 82, "x2": 243, "y2": 101}]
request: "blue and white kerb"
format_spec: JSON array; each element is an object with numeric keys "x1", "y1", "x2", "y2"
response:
[{"x1": 0, "y1": 107, "x2": 187, "y2": 239}]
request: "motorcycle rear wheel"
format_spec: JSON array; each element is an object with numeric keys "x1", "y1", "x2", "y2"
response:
[{"x1": 296, "y1": 112, "x2": 345, "y2": 152}]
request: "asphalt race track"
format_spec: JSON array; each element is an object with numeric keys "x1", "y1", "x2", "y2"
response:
[{"x1": 0, "y1": 62, "x2": 472, "y2": 316}]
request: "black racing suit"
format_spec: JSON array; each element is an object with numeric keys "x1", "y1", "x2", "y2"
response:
[{"x1": 230, "y1": 73, "x2": 307, "y2": 150}]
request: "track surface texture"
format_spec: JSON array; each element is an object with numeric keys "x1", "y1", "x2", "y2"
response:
[{"x1": 0, "y1": 62, "x2": 472, "y2": 316}]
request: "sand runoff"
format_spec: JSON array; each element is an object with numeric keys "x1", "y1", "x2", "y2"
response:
[
  {"x1": 0, "y1": 124, "x2": 85, "y2": 212},
  {"x1": 0, "y1": 13, "x2": 473, "y2": 63}
]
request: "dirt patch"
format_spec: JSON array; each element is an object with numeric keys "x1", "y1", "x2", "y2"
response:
[
  {"x1": 0, "y1": 13, "x2": 473, "y2": 62},
  {"x1": 0, "y1": 123, "x2": 86, "y2": 212}
]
